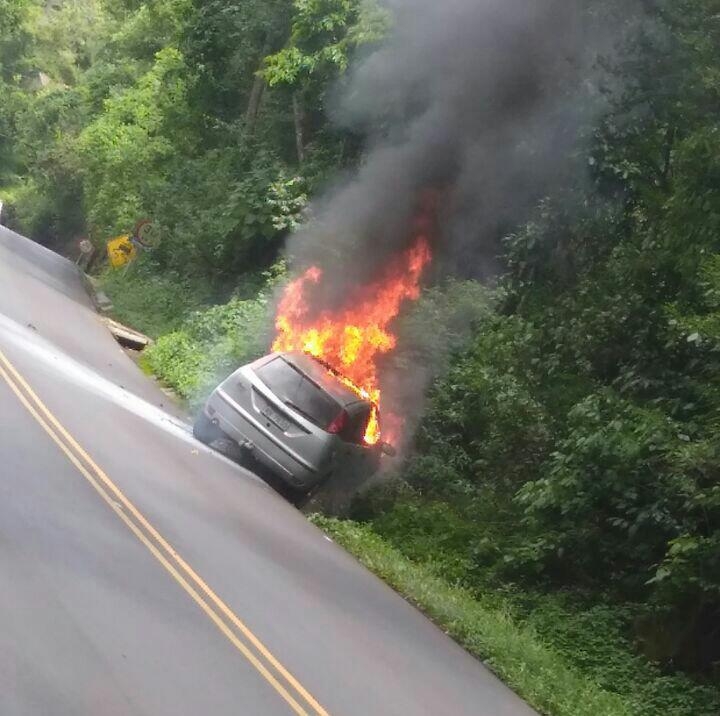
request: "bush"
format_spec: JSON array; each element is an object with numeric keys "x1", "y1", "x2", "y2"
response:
[
  {"x1": 516, "y1": 393, "x2": 683, "y2": 592},
  {"x1": 408, "y1": 315, "x2": 555, "y2": 495},
  {"x1": 147, "y1": 147, "x2": 311, "y2": 279},
  {"x1": 518, "y1": 595, "x2": 720, "y2": 716},
  {"x1": 143, "y1": 265, "x2": 283, "y2": 406},
  {"x1": 315, "y1": 517, "x2": 720, "y2": 716},
  {"x1": 99, "y1": 257, "x2": 215, "y2": 338}
]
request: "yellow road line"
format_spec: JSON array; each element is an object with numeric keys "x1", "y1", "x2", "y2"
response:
[{"x1": 0, "y1": 347, "x2": 330, "y2": 716}]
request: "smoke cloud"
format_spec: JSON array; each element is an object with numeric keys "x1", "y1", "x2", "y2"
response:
[
  {"x1": 284, "y1": 0, "x2": 624, "y2": 294},
  {"x1": 276, "y1": 0, "x2": 640, "y2": 479}
]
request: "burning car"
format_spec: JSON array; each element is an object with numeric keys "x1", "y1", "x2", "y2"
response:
[{"x1": 194, "y1": 351, "x2": 395, "y2": 502}]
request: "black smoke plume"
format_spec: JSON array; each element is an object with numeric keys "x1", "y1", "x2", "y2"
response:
[{"x1": 284, "y1": 0, "x2": 629, "y2": 300}]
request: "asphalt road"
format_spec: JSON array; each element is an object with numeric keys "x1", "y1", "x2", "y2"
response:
[{"x1": 0, "y1": 226, "x2": 537, "y2": 716}]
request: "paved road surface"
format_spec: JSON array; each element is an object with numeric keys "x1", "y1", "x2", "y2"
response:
[{"x1": 0, "y1": 226, "x2": 537, "y2": 716}]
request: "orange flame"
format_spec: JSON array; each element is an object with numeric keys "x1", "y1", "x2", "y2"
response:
[{"x1": 272, "y1": 236, "x2": 433, "y2": 445}]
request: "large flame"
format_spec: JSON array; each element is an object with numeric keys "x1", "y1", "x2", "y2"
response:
[{"x1": 272, "y1": 235, "x2": 433, "y2": 445}]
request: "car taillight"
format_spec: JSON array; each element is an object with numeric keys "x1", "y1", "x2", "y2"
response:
[{"x1": 327, "y1": 409, "x2": 348, "y2": 435}]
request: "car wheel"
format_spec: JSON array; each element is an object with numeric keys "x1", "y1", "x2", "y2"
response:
[
  {"x1": 272, "y1": 483, "x2": 307, "y2": 508},
  {"x1": 247, "y1": 459, "x2": 310, "y2": 507}
]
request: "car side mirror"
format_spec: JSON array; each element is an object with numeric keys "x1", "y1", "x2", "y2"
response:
[{"x1": 380, "y1": 442, "x2": 397, "y2": 458}]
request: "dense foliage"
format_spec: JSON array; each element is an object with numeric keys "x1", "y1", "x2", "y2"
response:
[
  {"x1": 0, "y1": 0, "x2": 378, "y2": 276},
  {"x1": 1, "y1": 0, "x2": 719, "y2": 710},
  {"x1": 316, "y1": 516, "x2": 720, "y2": 716},
  {"x1": 354, "y1": 0, "x2": 720, "y2": 685}
]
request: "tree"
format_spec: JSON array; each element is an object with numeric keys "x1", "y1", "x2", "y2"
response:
[
  {"x1": 0, "y1": 0, "x2": 32, "y2": 181},
  {"x1": 263, "y1": 0, "x2": 389, "y2": 161}
]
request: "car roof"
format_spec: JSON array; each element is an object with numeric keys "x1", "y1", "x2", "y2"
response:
[{"x1": 279, "y1": 351, "x2": 370, "y2": 408}]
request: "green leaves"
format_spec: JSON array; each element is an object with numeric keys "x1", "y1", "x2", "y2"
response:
[
  {"x1": 76, "y1": 47, "x2": 189, "y2": 237},
  {"x1": 516, "y1": 393, "x2": 683, "y2": 586},
  {"x1": 263, "y1": 0, "x2": 390, "y2": 88},
  {"x1": 143, "y1": 270, "x2": 283, "y2": 407},
  {"x1": 349, "y1": 3, "x2": 720, "y2": 683}
]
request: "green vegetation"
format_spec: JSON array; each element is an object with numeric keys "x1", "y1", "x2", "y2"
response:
[
  {"x1": 0, "y1": 0, "x2": 377, "y2": 270},
  {"x1": 142, "y1": 262, "x2": 285, "y2": 406},
  {"x1": 1, "y1": 1, "x2": 719, "y2": 713},
  {"x1": 314, "y1": 516, "x2": 719, "y2": 716},
  {"x1": 99, "y1": 258, "x2": 215, "y2": 338}
]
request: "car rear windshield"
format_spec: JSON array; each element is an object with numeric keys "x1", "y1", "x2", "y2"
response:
[{"x1": 255, "y1": 357, "x2": 341, "y2": 429}]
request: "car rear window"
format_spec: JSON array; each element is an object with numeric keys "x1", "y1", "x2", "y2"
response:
[
  {"x1": 288, "y1": 351, "x2": 361, "y2": 405},
  {"x1": 255, "y1": 357, "x2": 341, "y2": 429}
]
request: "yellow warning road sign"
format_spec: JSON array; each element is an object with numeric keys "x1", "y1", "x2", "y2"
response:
[{"x1": 107, "y1": 235, "x2": 136, "y2": 268}]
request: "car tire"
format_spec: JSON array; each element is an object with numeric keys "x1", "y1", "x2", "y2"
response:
[
  {"x1": 247, "y1": 459, "x2": 310, "y2": 507},
  {"x1": 277, "y1": 482, "x2": 311, "y2": 508}
]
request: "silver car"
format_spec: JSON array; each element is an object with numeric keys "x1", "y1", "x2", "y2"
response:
[{"x1": 194, "y1": 351, "x2": 392, "y2": 501}]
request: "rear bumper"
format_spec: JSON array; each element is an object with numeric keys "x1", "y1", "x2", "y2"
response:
[{"x1": 205, "y1": 390, "x2": 321, "y2": 490}]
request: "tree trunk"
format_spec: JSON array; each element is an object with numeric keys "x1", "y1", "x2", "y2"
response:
[
  {"x1": 245, "y1": 74, "x2": 266, "y2": 132},
  {"x1": 661, "y1": 125, "x2": 676, "y2": 189},
  {"x1": 293, "y1": 92, "x2": 306, "y2": 164},
  {"x1": 245, "y1": 40, "x2": 271, "y2": 133}
]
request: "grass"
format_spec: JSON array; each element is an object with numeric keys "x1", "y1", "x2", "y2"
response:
[
  {"x1": 98, "y1": 260, "x2": 215, "y2": 339},
  {"x1": 98, "y1": 260, "x2": 282, "y2": 407},
  {"x1": 311, "y1": 516, "x2": 720, "y2": 716}
]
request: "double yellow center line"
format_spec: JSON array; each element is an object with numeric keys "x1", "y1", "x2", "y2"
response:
[{"x1": 0, "y1": 346, "x2": 330, "y2": 716}]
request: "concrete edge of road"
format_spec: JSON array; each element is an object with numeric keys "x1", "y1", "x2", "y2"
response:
[{"x1": 79, "y1": 269, "x2": 114, "y2": 313}]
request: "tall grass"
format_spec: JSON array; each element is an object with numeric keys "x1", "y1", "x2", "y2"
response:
[{"x1": 312, "y1": 517, "x2": 719, "y2": 716}]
